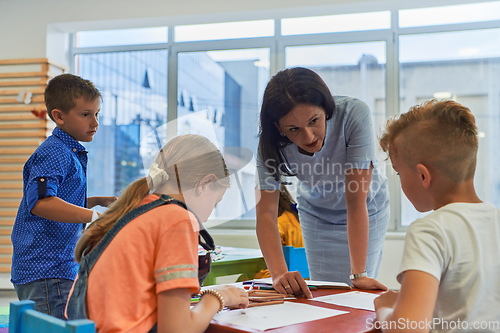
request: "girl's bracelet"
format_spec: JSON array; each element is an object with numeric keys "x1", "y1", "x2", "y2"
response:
[{"x1": 199, "y1": 289, "x2": 225, "y2": 312}]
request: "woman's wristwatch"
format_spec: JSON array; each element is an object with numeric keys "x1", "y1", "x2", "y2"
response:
[{"x1": 349, "y1": 271, "x2": 367, "y2": 280}]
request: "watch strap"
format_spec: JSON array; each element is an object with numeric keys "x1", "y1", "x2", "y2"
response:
[{"x1": 349, "y1": 271, "x2": 367, "y2": 280}]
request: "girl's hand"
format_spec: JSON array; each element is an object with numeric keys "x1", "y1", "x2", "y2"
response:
[{"x1": 210, "y1": 285, "x2": 249, "y2": 309}]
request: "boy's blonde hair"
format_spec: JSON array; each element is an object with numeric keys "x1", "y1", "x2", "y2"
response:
[
  {"x1": 379, "y1": 99, "x2": 478, "y2": 182},
  {"x1": 75, "y1": 134, "x2": 230, "y2": 262}
]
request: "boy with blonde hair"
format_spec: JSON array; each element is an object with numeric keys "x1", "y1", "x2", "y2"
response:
[
  {"x1": 374, "y1": 100, "x2": 500, "y2": 332},
  {"x1": 12, "y1": 74, "x2": 116, "y2": 319}
]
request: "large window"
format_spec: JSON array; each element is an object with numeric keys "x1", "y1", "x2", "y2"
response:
[
  {"x1": 72, "y1": 0, "x2": 500, "y2": 230},
  {"x1": 399, "y1": 28, "x2": 500, "y2": 225},
  {"x1": 76, "y1": 50, "x2": 168, "y2": 197},
  {"x1": 176, "y1": 48, "x2": 269, "y2": 221}
]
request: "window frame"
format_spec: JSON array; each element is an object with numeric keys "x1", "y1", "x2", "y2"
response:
[{"x1": 70, "y1": 1, "x2": 500, "y2": 232}]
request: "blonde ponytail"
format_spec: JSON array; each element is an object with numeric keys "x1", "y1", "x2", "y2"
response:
[{"x1": 75, "y1": 177, "x2": 150, "y2": 262}]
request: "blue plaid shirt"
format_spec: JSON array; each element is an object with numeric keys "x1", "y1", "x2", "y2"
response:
[{"x1": 11, "y1": 127, "x2": 87, "y2": 284}]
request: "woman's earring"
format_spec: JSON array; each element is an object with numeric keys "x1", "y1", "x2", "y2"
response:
[{"x1": 280, "y1": 132, "x2": 286, "y2": 137}]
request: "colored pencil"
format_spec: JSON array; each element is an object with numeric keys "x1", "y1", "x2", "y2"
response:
[{"x1": 247, "y1": 299, "x2": 285, "y2": 307}]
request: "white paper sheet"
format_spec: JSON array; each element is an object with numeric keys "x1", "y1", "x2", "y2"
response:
[
  {"x1": 305, "y1": 280, "x2": 350, "y2": 288},
  {"x1": 213, "y1": 301, "x2": 348, "y2": 331},
  {"x1": 313, "y1": 291, "x2": 379, "y2": 311}
]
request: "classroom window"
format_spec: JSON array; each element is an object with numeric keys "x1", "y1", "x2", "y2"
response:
[
  {"x1": 71, "y1": 1, "x2": 500, "y2": 230},
  {"x1": 399, "y1": 28, "x2": 500, "y2": 226},
  {"x1": 177, "y1": 48, "x2": 269, "y2": 222},
  {"x1": 76, "y1": 27, "x2": 168, "y2": 48},
  {"x1": 174, "y1": 20, "x2": 274, "y2": 42},
  {"x1": 399, "y1": 1, "x2": 500, "y2": 28},
  {"x1": 75, "y1": 49, "x2": 168, "y2": 197},
  {"x1": 281, "y1": 11, "x2": 390, "y2": 36}
]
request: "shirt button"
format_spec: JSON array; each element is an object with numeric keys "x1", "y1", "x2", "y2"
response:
[{"x1": 73, "y1": 148, "x2": 77, "y2": 152}]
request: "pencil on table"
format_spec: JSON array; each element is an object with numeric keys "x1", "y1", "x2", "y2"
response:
[
  {"x1": 249, "y1": 295, "x2": 289, "y2": 302},
  {"x1": 247, "y1": 290, "x2": 294, "y2": 297},
  {"x1": 247, "y1": 300, "x2": 285, "y2": 308}
]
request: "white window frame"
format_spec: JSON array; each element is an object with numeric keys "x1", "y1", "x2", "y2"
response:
[{"x1": 70, "y1": 1, "x2": 500, "y2": 232}]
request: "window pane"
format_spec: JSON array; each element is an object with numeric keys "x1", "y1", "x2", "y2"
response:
[
  {"x1": 177, "y1": 48, "x2": 270, "y2": 221},
  {"x1": 76, "y1": 50, "x2": 168, "y2": 197},
  {"x1": 281, "y1": 11, "x2": 390, "y2": 36},
  {"x1": 286, "y1": 42, "x2": 387, "y2": 168},
  {"x1": 399, "y1": 28, "x2": 500, "y2": 226},
  {"x1": 175, "y1": 20, "x2": 274, "y2": 42},
  {"x1": 399, "y1": 1, "x2": 500, "y2": 28},
  {"x1": 76, "y1": 27, "x2": 168, "y2": 47}
]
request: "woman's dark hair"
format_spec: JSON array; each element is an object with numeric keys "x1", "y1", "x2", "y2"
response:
[{"x1": 258, "y1": 67, "x2": 336, "y2": 182}]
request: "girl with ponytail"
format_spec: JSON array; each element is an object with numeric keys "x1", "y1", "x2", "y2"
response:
[{"x1": 67, "y1": 134, "x2": 248, "y2": 333}]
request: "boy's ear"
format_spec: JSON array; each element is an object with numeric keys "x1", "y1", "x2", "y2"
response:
[
  {"x1": 416, "y1": 164, "x2": 431, "y2": 189},
  {"x1": 51, "y1": 109, "x2": 65, "y2": 126}
]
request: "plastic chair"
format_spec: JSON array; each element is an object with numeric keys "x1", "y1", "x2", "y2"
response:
[
  {"x1": 282, "y1": 245, "x2": 310, "y2": 279},
  {"x1": 9, "y1": 300, "x2": 95, "y2": 333}
]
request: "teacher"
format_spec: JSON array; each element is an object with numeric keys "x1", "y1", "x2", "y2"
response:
[{"x1": 255, "y1": 67, "x2": 389, "y2": 297}]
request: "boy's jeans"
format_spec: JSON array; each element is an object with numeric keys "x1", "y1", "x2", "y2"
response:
[{"x1": 14, "y1": 278, "x2": 74, "y2": 320}]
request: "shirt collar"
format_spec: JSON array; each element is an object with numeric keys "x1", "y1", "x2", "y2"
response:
[{"x1": 52, "y1": 127, "x2": 87, "y2": 154}]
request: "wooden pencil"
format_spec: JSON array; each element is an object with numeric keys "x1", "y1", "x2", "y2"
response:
[
  {"x1": 247, "y1": 299, "x2": 285, "y2": 307},
  {"x1": 246, "y1": 289, "x2": 277, "y2": 294},
  {"x1": 249, "y1": 295, "x2": 287, "y2": 302},
  {"x1": 247, "y1": 290, "x2": 294, "y2": 297}
]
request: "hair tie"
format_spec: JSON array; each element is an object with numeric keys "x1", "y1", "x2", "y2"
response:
[{"x1": 146, "y1": 163, "x2": 170, "y2": 190}]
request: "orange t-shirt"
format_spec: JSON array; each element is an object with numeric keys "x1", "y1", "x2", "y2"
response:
[
  {"x1": 278, "y1": 211, "x2": 304, "y2": 248},
  {"x1": 84, "y1": 195, "x2": 200, "y2": 332}
]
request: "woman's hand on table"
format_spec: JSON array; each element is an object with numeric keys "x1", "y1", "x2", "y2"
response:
[
  {"x1": 351, "y1": 276, "x2": 388, "y2": 290},
  {"x1": 273, "y1": 271, "x2": 313, "y2": 299}
]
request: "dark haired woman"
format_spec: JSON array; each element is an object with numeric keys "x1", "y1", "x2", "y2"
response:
[{"x1": 256, "y1": 67, "x2": 390, "y2": 297}]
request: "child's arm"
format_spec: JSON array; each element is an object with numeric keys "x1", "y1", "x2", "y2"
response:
[
  {"x1": 87, "y1": 196, "x2": 118, "y2": 208},
  {"x1": 157, "y1": 285, "x2": 248, "y2": 333},
  {"x1": 31, "y1": 196, "x2": 94, "y2": 224},
  {"x1": 374, "y1": 270, "x2": 439, "y2": 333}
]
